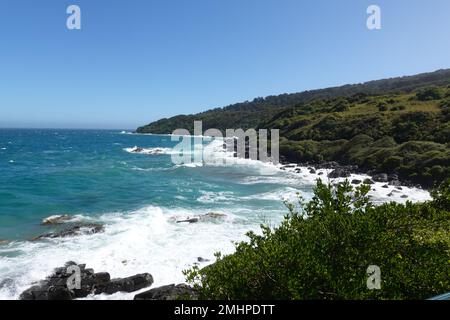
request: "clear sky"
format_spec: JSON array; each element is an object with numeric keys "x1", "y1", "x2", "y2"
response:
[{"x1": 0, "y1": 0, "x2": 449, "y2": 129}]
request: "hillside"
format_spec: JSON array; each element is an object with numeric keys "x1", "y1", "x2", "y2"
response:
[
  {"x1": 137, "y1": 70, "x2": 450, "y2": 188},
  {"x1": 264, "y1": 86, "x2": 450, "y2": 188},
  {"x1": 137, "y1": 69, "x2": 450, "y2": 134}
]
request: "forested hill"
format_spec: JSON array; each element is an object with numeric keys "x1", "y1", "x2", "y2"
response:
[
  {"x1": 137, "y1": 69, "x2": 450, "y2": 188},
  {"x1": 137, "y1": 69, "x2": 450, "y2": 133}
]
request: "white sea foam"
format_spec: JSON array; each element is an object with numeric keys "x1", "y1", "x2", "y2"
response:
[{"x1": 0, "y1": 205, "x2": 259, "y2": 300}]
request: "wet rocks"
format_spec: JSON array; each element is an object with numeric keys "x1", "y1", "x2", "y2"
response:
[
  {"x1": 31, "y1": 223, "x2": 104, "y2": 241},
  {"x1": 41, "y1": 214, "x2": 72, "y2": 225},
  {"x1": 203, "y1": 212, "x2": 226, "y2": 219},
  {"x1": 328, "y1": 168, "x2": 351, "y2": 178},
  {"x1": 0, "y1": 239, "x2": 10, "y2": 245},
  {"x1": 373, "y1": 173, "x2": 388, "y2": 182},
  {"x1": 19, "y1": 262, "x2": 153, "y2": 300},
  {"x1": 134, "y1": 284, "x2": 198, "y2": 300},
  {"x1": 176, "y1": 217, "x2": 199, "y2": 224},
  {"x1": 363, "y1": 178, "x2": 374, "y2": 185},
  {"x1": 389, "y1": 180, "x2": 402, "y2": 186},
  {"x1": 197, "y1": 257, "x2": 210, "y2": 263},
  {"x1": 351, "y1": 179, "x2": 362, "y2": 185}
]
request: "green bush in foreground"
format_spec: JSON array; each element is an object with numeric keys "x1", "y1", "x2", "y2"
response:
[{"x1": 185, "y1": 180, "x2": 450, "y2": 300}]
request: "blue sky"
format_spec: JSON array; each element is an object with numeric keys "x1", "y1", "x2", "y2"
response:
[{"x1": 0, "y1": 0, "x2": 449, "y2": 129}]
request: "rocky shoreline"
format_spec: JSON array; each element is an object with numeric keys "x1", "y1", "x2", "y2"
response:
[
  {"x1": 278, "y1": 156, "x2": 423, "y2": 190},
  {"x1": 19, "y1": 261, "x2": 197, "y2": 300}
]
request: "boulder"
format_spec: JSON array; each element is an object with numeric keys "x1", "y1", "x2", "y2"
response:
[
  {"x1": 363, "y1": 178, "x2": 374, "y2": 185},
  {"x1": 19, "y1": 262, "x2": 153, "y2": 300},
  {"x1": 373, "y1": 173, "x2": 388, "y2": 182},
  {"x1": 309, "y1": 169, "x2": 316, "y2": 174},
  {"x1": 382, "y1": 184, "x2": 389, "y2": 188},
  {"x1": 351, "y1": 179, "x2": 362, "y2": 185},
  {"x1": 328, "y1": 168, "x2": 351, "y2": 178},
  {"x1": 134, "y1": 284, "x2": 198, "y2": 300},
  {"x1": 388, "y1": 180, "x2": 402, "y2": 186}
]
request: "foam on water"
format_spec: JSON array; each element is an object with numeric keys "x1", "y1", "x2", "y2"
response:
[
  {"x1": 0, "y1": 205, "x2": 259, "y2": 300},
  {"x1": 0, "y1": 134, "x2": 432, "y2": 300}
]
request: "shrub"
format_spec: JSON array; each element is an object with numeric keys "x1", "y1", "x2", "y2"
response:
[
  {"x1": 185, "y1": 180, "x2": 450, "y2": 300},
  {"x1": 416, "y1": 87, "x2": 444, "y2": 101}
]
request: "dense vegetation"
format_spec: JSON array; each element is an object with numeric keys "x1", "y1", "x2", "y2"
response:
[
  {"x1": 268, "y1": 86, "x2": 450, "y2": 188},
  {"x1": 137, "y1": 69, "x2": 450, "y2": 134},
  {"x1": 137, "y1": 70, "x2": 450, "y2": 188},
  {"x1": 185, "y1": 179, "x2": 450, "y2": 300}
]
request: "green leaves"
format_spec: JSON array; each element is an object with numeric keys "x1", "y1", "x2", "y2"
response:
[{"x1": 184, "y1": 180, "x2": 450, "y2": 300}]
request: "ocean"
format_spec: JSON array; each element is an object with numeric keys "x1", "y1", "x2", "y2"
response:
[{"x1": 0, "y1": 129, "x2": 431, "y2": 300}]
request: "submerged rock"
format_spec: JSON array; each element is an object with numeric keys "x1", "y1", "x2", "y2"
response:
[
  {"x1": 202, "y1": 212, "x2": 227, "y2": 220},
  {"x1": 31, "y1": 223, "x2": 104, "y2": 241},
  {"x1": 0, "y1": 239, "x2": 10, "y2": 245},
  {"x1": 19, "y1": 262, "x2": 153, "y2": 300},
  {"x1": 41, "y1": 214, "x2": 72, "y2": 225},
  {"x1": 134, "y1": 284, "x2": 198, "y2": 300},
  {"x1": 176, "y1": 217, "x2": 199, "y2": 224},
  {"x1": 197, "y1": 257, "x2": 210, "y2": 263}
]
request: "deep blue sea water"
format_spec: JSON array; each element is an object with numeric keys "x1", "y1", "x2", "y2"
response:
[{"x1": 0, "y1": 129, "x2": 430, "y2": 299}]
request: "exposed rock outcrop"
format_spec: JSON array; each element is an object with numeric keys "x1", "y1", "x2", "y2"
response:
[
  {"x1": 19, "y1": 262, "x2": 153, "y2": 300},
  {"x1": 134, "y1": 284, "x2": 198, "y2": 300},
  {"x1": 31, "y1": 223, "x2": 104, "y2": 241}
]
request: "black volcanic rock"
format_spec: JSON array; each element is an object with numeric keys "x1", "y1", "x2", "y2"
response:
[
  {"x1": 19, "y1": 262, "x2": 153, "y2": 300},
  {"x1": 31, "y1": 223, "x2": 104, "y2": 241},
  {"x1": 134, "y1": 284, "x2": 198, "y2": 300}
]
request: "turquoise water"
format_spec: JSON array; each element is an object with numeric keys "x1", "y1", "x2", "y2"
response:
[
  {"x1": 0, "y1": 129, "x2": 298, "y2": 240},
  {"x1": 0, "y1": 129, "x2": 430, "y2": 299},
  {"x1": 0, "y1": 129, "x2": 309, "y2": 299}
]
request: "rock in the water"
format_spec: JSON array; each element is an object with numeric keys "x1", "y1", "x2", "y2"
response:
[
  {"x1": 176, "y1": 217, "x2": 199, "y2": 224},
  {"x1": 401, "y1": 195, "x2": 408, "y2": 199},
  {"x1": 318, "y1": 172, "x2": 324, "y2": 175},
  {"x1": 328, "y1": 168, "x2": 351, "y2": 178},
  {"x1": 388, "y1": 180, "x2": 402, "y2": 186},
  {"x1": 0, "y1": 239, "x2": 9, "y2": 245},
  {"x1": 31, "y1": 223, "x2": 104, "y2": 241},
  {"x1": 382, "y1": 184, "x2": 389, "y2": 188},
  {"x1": 41, "y1": 214, "x2": 72, "y2": 225},
  {"x1": 388, "y1": 174, "x2": 399, "y2": 181},
  {"x1": 19, "y1": 262, "x2": 153, "y2": 300},
  {"x1": 134, "y1": 284, "x2": 198, "y2": 300},
  {"x1": 351, "y1": 179, "x2": 362, "y2": 185},
  {"x1": 197, "y1": 257, "x2": 210, "y2": 263},
  {"x1": 373, "y1": 173, "x2": 388, "y2": 182},
  {"x1": 100, "y1": 273, "x2": 154, "y2": 295},
  {"x1": 309, "y1": 169, "x2": 316, "y2": 174},
  {"x1": 363, "y1": 178, "x2": 374, "y2": 185}
]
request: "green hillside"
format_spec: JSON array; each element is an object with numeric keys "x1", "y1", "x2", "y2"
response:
[
  {"x1": 137, "y1": 70, "x2": 450, "y2": 188},
  {"x1": 264, "y1": 87, "x2": 450, "y2": 188},
  {"x1": 137, "y1": 69, "x2": 450, "y2": 134}
]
